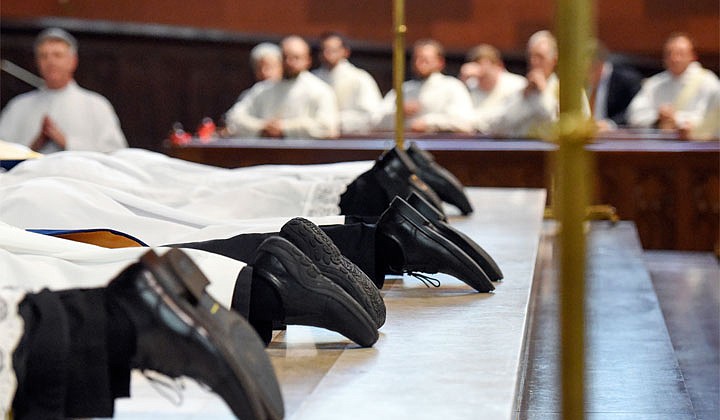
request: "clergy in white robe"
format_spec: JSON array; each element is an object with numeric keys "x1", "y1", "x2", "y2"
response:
[
  {"x1": 488, "y1": 31, "x2": 590, "y2": 138},
  {"x1": 223, "y1": 36, "x2": 339, "y2": 139},
  {"x1": 627, "y1": 33, "x2": 720, "y2": 131},
  {"x1": 375, "y1": 39, "x2": 475, "y2": 134},
  {"x1": 313, "y1": 33, "x2": 383, "y2": 135},
  {"x1": 460, "y1": 44, "x2": 527, "y2": 134},
  {"x1": 0, "y1": 28, "x2": 127, "y2": 153}
]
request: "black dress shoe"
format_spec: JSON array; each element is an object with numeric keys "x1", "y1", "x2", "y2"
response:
[
  {"x1": 254, "y1": 236, "x2": 379, "y2": 347},
  {"x1": 378, "y1": 147, "x2": 445, "y2": 213},
  {"x1": 339, "y1": 146, "x2": 444, "y2": 217},
  {"x1": 107, "y1": 248, "x2": 284, "y2": 420},
  {"x1": 406, "y1": 142, "x2": 474, "y2": 215},
  {"x1": 406, "y1": 192, "x2": 504, "y2": 281},
  {"x1": 280, "y1": 217, "x2": 386, "y2": 328},
  {"x1": 377, "y1": 197, "x2": 495, "y2": 292}
]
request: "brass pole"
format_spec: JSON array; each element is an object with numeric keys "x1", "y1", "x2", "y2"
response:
[
  {"x1": 554, "y1": 0, "x2": 594, "y2": 419},
  {"x1": 393, "y1": 0, "x2": 406, "y2": 149}
]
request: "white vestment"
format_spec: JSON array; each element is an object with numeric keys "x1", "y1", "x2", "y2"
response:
[
  {"x1": 626, "y1": 62, "x2": 720, "y2": 129},
  {"x1": 488, "y1": 73, "x2": 559, "y2": 138},
  {"x1": 313, "y1": 60, "x2": 383, "y2": 135},
  {"x1": 0, "y1": 80, "x2": 127, "y2": 153},
  {"x1": 224, "y1": 71, "x2": 340, "y2": 139},
  {"x1": 0, "y1": 149, "x2": 370, "y2": 244},
  {"x1": 469, "y1": 71, "x2": 527, "y2": 133},
  {"x1": 376, "y1": 72, "x2": 475, "y2": 133}
]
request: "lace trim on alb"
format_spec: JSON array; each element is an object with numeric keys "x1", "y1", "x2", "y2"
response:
[
  {"x1": 304, "y1": 181, "x2": 347, "y2": 217},
  {"x1": 0, "y1": 288, "x2": 26, "y2": 419}
]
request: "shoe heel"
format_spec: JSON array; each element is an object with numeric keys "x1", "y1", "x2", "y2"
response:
[
  {"x1": 140, "y1": 249, "x2": 209, "y2": 305},
  {"x1": 163, "y1": 248, "x2": 210, "y2": 302}
]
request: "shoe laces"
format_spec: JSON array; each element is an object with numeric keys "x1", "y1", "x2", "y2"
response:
[
  {"x1": 407, "y1": 271, "x2": 441, "y2": 288},
  {"x1": 142, "y1": 369, "x2": 186, "y2": 406}
]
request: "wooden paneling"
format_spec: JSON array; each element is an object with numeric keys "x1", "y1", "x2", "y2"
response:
[{"x1": 1, "y1": 0, "x2": 718, "y2": 60}]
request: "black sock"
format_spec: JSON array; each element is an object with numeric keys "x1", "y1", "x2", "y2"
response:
[
  {"x1": 13, "y1": 290, "x2": 71, "y2": 420},
  {"x1": 375, "y1": 230, "x2": 404, "y2": 278},
  {"x1": 105, "y1": 279, "x2": 137, "y2": 400},
  {"x1": 339, "y1": 171, "x2": 390, "y2": 217},
  {"x1": 248, "y1": 270, "x2": 285, "y2": 345}
]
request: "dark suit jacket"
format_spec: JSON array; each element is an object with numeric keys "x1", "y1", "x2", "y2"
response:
[{"x1": 603, "y1": 63, "x2": 643, "y2": 126}]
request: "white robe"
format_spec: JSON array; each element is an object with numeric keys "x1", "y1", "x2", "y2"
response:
[
  {"x1": 313, "y1": 60, "x2": 383, "y2": 135},
  {"x1": 0, "y1": 80, "x2": 127, "y2": 153},
  {"x1": 223, "y1": 71, "x2": 340, "y2": 139},
  {"x1": 0, "y1": 149, "x2": 370, "y2": 244},
  {"x1": 469, "y1": 71, "x2": 527, "y2": 133},
  {"x1": 376, "y1": 72, "x2": 475, "y2": 133},
  {"x1": 627, "y1": 62, "x2": 720, "y2": 129},
  {"x1": 488, "y1": 73, "x2": 560, "y2": 138}
]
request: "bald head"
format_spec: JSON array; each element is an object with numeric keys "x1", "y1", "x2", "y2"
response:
[{"x1": 281, "y1": 35, "x2": 311, "y2": 79}]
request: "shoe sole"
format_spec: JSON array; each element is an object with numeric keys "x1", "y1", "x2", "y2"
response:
[
  {"x1": 281, "y1": 217, "x2": 386, "y2": 328},
  {"x1": 255, "y1": 237, "x2": 379, "y2": 347},
  {"x1": 141, "y1": 249, "x2": 284, "y2": 420}
]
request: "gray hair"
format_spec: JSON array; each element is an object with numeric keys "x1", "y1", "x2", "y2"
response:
[
  {"x1": 35, "y1": 28, "x2": 78, "y2": 55},
  {"x1": 250, "y1": 42, "x2": 281, "y2": 70},
  {"x1": 527, "y1": 30, "x2": 557, "y2": 59}
]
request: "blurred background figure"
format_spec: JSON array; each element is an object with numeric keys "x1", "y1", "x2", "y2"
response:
[
  {"x1": 459, "y1": 44, "x2": 525, "y2": 134},
  {"x1": 0, "y1": 27, "x2": 127, "y2": 153},
  {"x1": 586, "y1": 39, "x2": 643, "y2": 132},
  {"x1": 223, "y1": 35, "x2": 339, "y2": 139},
  {"x1": 221, "y1": 42, "x2": 283, "y2": 137},
  {"x1": 313, "y1": 32, "x2": 382, "y2": 135},
  {"x1": 488, "y1": 30, "x2": 561, "y2": 137},
  {"x1": 376, "y1": 39, "x2": 474, "y2": 134},
  {"x1": 627, "y1": 32, "x2": 720, "y2": 133}
]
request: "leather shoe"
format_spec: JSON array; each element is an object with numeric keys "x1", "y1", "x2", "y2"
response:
[
  {"x1": 280, "y1": 217, "x2": 386, "y2": 328},
  {"x1": 377, "y1": 196, "x2": 494, "y2": 292},
  {"x1": 340, "y1": 146, "x2": 444, "y2": 216},
  {"x1": 107, "y1": 248, "x2": 284, "y2": 420},
  {"x1": 377, "y1": 147, "x2": 445, "y2": 213},
  {"x1": 254, "y1": 236, "x2": 379, "y2": 347},
  {"x1": 406, "y1": 192, "x2": 503, "y2": 280},
  {"x1": 406, "y1": 142, "x2": 473, "y2": 215}
]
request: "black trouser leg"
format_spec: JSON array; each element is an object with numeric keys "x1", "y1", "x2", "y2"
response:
[
  {"x1": 13, "y1": 290, "x2": 71, "y2": 420},
  {"x1": 13, "y1": 287, "x2": 135, "y2": 419},
  {"x1": 169, "y1": 222, "x2": 383, "y2": 287},
  {"x1": 56, "y1": 288, "x2": 114, "y2": 417},
  {"x1": 229, "y1": 265, "x2": 283, "y2": 346},
  {"x1": 339, "y1": 170, "x2": 390, "y2": 217},
  {"x1": 170, "y1": 233, "x2": 269, "y2": 265}
]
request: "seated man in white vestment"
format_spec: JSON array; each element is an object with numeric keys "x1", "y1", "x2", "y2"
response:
[
  {"x1": 488, "y1": 30, "x2": 565, "y2": 138},
  {"x1": 626, "y1": 32, "x2": 720, "y2": 133},
  {"x1": 458, "y1": 44, "x2": 526, "y2": 134},
  {"x1": 0, "y1": 28, "x2": 127, "y2": 153},
  {"x1": 375, "y1": 39, "x2": 475, "y2": 134},
  {"x1": 232, "y1": 42, "x2": 283, "y2": 104},
  {"x1": 312, "y1": 32, "x2": 383, "y2": 135},
  {"x1": 223, "y1": 35, "x2": 340, "y2": 139}
]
